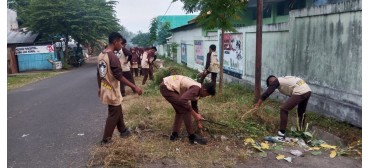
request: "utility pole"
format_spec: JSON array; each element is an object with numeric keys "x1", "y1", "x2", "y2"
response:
[{"x1": 254, "y1": 0, "x2": 263, "y2": 102}]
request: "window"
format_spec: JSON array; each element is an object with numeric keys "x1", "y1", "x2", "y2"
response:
[{"x1": 277, "y1": 1, "x2": 289, "y2": 16}]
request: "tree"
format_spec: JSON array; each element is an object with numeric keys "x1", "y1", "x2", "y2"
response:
[
  {"x1": 157, "y1": 22, "x2": 172, "y2": 45},
  {"x1": 17, "y1": 0, "x2": 121, "y2": 62},
  {"x1": 131, "y1": 31, "x2": 152, "y2": 47},
  {"x1": 149, "y1": 17, "x2": 158, "y2": 45},
  {"x1": 176, "y1": 0, "x2": 248, "y2": 95}
]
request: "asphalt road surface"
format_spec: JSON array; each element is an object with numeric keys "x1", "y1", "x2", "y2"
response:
[{"x1": 8, "y1": 62, "x2": 106, "y2": 168}]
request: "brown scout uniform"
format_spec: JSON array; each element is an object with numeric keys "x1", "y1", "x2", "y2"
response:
[
  {"x1": 160, "y1": 75, "x2": 202, "y2": 135},
  {"x1": 261, "y1": 76, "x2": 311, "y2": 131},
  {"x1": 97, "y1": 51, "x2": 128, "y2": 141}
]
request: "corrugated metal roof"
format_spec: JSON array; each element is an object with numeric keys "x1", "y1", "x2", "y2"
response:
[{"x1": 7, "y1": 31, "x2": 39, "y2": 44}]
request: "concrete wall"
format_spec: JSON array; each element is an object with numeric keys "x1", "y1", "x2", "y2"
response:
[
  {"x1": 168, "y1": 0, "x2": 362, "y2": 127},
  {"x1": 170, "y1": 27, "x2": 219, "y2": 72},
  {"x1": 239, "y1": 0, "x2": 362, "y2": 126},
  {"x1": 288, "y1": 0, "x2": 362, "y2": 126}
]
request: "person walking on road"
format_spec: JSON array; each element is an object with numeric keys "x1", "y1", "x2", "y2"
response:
[{"x1": 97, "y1": 32, "x2": 143, "y2": 145}]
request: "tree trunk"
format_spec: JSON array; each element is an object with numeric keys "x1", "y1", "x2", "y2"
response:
[
  {"x1": 218, "y1": 29, "x2": 225, "y2": 95},
  {"x1": 64, "y1": 35, "x2": 69, "y2": 64},
  {"x1": 254, "y1": 0, "x2": 263, "y2": 102}
]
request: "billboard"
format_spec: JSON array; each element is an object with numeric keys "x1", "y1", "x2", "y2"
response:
[
  {"x1": 181, "y1": 42, "x2": 187, "y2": 64},
  {"x1": 194, "y1": 40, "x2": 204, "y2": 65},
  {"x1": 15, "y1": 45, "x2": 54, "y2": 55},
  {"x1": 223, "y1": 33, "x2": 244, "y2": 79}
]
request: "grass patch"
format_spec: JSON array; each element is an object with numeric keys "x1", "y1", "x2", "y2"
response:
[
  {"x1": 88, "y1": 57, "x2": 361, "y2": 167},
  {"x1": 7, "y1": 71, "x2": 64, "y2": 90}
]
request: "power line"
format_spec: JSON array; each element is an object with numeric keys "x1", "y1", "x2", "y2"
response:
[{"x1": 158, "y1": 1, "x2": 173, "y2": 25}]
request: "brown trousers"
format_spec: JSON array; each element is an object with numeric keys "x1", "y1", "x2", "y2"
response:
[
  {"x1": 199, "y1": 71, "x2": 217, "y2": 86},
  {"x1": 120, "y1": 71, "x2": 136, "y2": 96},
  {"x1": 280, "y1": 91, "x2": 311, "y2": 131},
  {"x1": 103, "y1": 105, "x2": 127, "y2": 141},
  {"x1": 142, "y1": 66, "x2": 154, "y2": 85},
  {"x1": 159, "y1": 83, "x2": 194, "y2": 135}
]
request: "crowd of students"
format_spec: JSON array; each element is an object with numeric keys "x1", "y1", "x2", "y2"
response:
[{"x1": 97, "y1": 32, "x2": 312, "y2": 146}]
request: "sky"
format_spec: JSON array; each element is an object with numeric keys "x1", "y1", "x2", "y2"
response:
[{"x1": 114, "y1": 0, "x2": 199, "y2": 34}]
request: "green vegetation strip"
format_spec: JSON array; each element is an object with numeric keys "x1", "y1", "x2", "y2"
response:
[{"x1": 7, "y1": 71, "x2": 63, "y2": 90}]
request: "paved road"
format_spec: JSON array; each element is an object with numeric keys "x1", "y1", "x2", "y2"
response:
[{"x1": 8, "y1": 62, "x2": 106, "y2": 168}]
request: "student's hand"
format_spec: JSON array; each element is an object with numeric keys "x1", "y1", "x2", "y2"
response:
[
  {"x1": 197, "y1": 121, "x2": 203, "y2": 129},
  {"x1": 194, "y1": 113, "x2": 204, "y2": 121},
  {"x1": 134, "y1": 86, "x2": 143, "y2": 95},
  {"x1": 253, "y1": 104, "x2": 259, "y2": 110},
  {"x1": 253, "y1": 99, "x2": 263, "y2": 110}
]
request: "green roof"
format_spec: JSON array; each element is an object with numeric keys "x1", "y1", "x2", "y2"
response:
[{"x1": 157, "y1": 15, "x2": 197, "y2": 29}]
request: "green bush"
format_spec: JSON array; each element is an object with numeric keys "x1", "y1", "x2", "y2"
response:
[{"x1": 153, "y1": 66, "x2": 183, "y2": 85}]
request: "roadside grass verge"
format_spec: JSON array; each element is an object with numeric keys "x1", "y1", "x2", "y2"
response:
[
  {"x1": 88, "y1": 57, "x2": 361, "y2": 167},
  {"x1": 7, "y1": 71, "x2": 65, "y2": 90}
]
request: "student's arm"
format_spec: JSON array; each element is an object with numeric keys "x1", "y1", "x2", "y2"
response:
[
  {"x1": 123, "y1": 48, "x2": 132, "y2": 62},
  {"x1": 179, "y1": 86, "x2": 201, "y2": 114},
  {"x1": 254, "y1": 80, "x2": 280, "y2": 108},
  {"x1": 205, "y1": 52, "x2": 211, "y2": 70},
  {"x1": 191, "y1": 101, "x2": 198, "y2": 113},
  {"x1": 97, "y1": 68, "x2": 101, "y2": 97},
  {"x1": 108, "y1": 52, "x2": 142, "y2": 95}
]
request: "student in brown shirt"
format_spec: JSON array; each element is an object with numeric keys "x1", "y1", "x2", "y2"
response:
[
  {"x1": 199, "y1": 44, "x2": 219, "y2": 86},
  {"x1": 97, "y1": 32, "x2": 143, "y2": 145},
  {"x1": 141, "y1": 47, "x2": 157, "y2": 85},
  {"x1": 130, "y1": 47, "x2": 139, "y2": 77},
  {"x1": 159, "y1": 75, "x2": 216, "y2": 145},
  {"x1": 116, "y1": 39, "x2": 136, "y2": 96},
  {"x1": 253, "y1": 75, "x2": 311, "y2": 142}
]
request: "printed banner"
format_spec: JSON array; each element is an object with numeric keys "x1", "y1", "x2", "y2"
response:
[
  {"x1": 181, "y1": 42, "x2": 187, "y2": 64},
  {"x1": 223, "y1": 33, "x2": 244, "y2": 79},
  {"x1": 16, "y1": 45, "x2": 54, "y2": 55},
  {"x1": 194, "y1": 40, "x2": 204, "y2": 65}
]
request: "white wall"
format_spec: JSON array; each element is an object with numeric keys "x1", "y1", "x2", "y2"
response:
[{"x1": 170, "y1": 28, "x2": 219, "y2": 72}]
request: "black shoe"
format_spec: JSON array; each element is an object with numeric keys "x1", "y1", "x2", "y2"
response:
[
  {"x1": 100, "y1": 139, "x2": 113, "y2": 145},
  {"x1": 120, "y1": 128, "x2": 131, "y2": 138},
  {"x1": 170, "y1": 134, "x2": 179, "y2": 141},
  {"x1": 189, "y1": 135, "x2": 207, "y2": 145}
]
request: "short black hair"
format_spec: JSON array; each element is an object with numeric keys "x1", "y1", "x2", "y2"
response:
[
  {"x1": 108, "y1": 32, "x2": 123, "y2": 44},
  {"x1": 151, "y1": 46, "x2": 157, "y2": 51},
  {"x1": 266, "y1": 75, "x2": 276, "y2": 87},
  {"x1": 202, "y1": 83, "x2": 216, "y2": 96},
  {"x1": 210, "y1": 44, "x2": 216, "y2": 51},
  {"x1": 122, "y1": 38, "x2": 127, "y2": 44}
]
